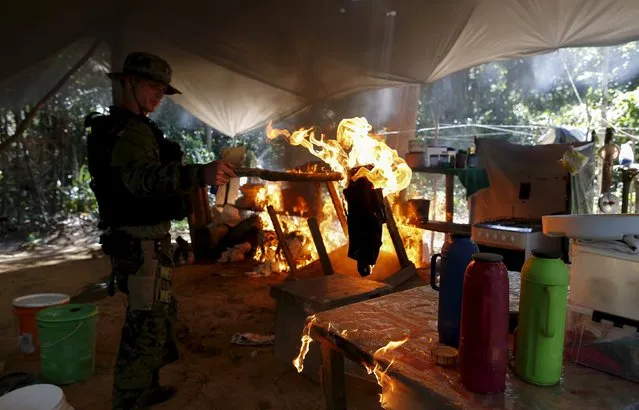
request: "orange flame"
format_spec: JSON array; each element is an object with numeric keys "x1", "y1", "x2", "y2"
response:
[
  {"x1": 266, "y1": 118, "x2": 412, "y2": 196},
  {"x1": 293, "y1": 315, "x2": 317, "y2": 372},
  {"x1": 366, "y1": 337, "x2": 409, "y2": 407},
  {"x1": 253, "y1": 183, "x2": 347, "y2": 274},
  {"x1": 382, "y1": 194, "x2": 427, "y2": 268}
]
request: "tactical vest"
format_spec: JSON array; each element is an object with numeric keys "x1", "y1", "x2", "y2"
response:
[{"x1": 85, "y1": 108, "x2": 192, "y2": 230}]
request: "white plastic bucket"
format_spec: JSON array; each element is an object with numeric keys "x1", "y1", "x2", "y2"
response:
[{"x1": 0, "y1": 384, "x2": 74, "y2": 409}]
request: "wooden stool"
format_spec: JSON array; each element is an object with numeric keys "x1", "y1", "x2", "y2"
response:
[{"x1": 270, "y1": 274, "x2": 392, "y2": 382}]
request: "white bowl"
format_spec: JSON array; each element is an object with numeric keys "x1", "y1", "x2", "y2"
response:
[{"x1": 542, "y1": 214, "x2": 639, "y2": 240}]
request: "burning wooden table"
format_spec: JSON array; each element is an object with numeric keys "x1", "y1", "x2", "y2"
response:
[
  {"x1": 301, "y1": 284, "x2": 639, "y2": 410},
  {"x1": 260, "y1": 117, "x2": 419, "y2": 286}
]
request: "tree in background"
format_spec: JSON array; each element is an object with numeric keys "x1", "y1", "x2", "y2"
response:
[{"x1": 1, "y1": 42, "x2": 638, "y2": 237}]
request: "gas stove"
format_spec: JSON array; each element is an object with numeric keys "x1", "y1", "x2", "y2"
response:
[{"x1": 472, "y1": 218, "x2": 562, "y2": 271}]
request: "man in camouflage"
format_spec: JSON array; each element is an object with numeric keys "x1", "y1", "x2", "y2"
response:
[{"x1": 86, "y1": 52, "x2": 235, "y2": 409}]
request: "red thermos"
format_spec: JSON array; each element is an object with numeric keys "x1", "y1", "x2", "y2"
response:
[{"x1": 459, "y1": 253, "x2": 510, "y2": 393}]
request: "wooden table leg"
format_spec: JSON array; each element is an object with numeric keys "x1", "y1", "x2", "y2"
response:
[
  {"x1": 445, "y1": 174, "x2": 454, "y2": 223},
  {"x1": 326, "y1": 181, "x2": 348, "y2": 237},
  {"x1": 267, "y1": 205, "x2": 298, "y2": 276},
  {"x1": 321, "y1": 342, "x2": 347, "y2": 410},
  {"x1": 308, "y1": 217, "x2": 334, "y2": 276},
  {"x1": 382, "y1": 197, "x2": 410, "y2": 269}
]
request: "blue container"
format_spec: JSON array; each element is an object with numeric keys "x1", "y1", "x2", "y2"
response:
[{"x1": 431, "y1": 233, "x2": 479, "y2": 347}]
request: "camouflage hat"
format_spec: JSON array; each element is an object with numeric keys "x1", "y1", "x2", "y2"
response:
[{"x1": 107, "y1": 52, "x2": 181, "y2": 95}]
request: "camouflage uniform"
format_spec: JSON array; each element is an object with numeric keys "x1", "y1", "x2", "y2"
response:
[{"x1": 87, "y1": 53, "x2": 204, "y2": 409}]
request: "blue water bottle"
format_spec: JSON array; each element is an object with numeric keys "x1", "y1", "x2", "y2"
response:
[{"x1": 431, "y1": 233, "x2": 479, "y2": 347}]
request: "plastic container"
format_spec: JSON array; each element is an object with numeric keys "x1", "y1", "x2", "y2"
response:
[
  {"x1": 515, "y1": 250, "x2": 569, "y2": 386},
  {"x1": 430, "y1": 233, "x2": 479, "y2": 347},
  {"x1": 0, "y1": 384, "x2": 74, "y2": 409},
  {"x1": 569, "y1": 242, "x2": 639, "y2": 322},
  {"x1": 459, "y1": 253, "x2": 510, "y2": 393},
  {"x1": 565, "y1": 303, "x2": 639, "y2": 383},
  {"x1": 12, "y1": 294, "x2": 70, "y2": 355},
  {"x1": 37, "y1": 304, "x2": 99, "y2": 384},
  {"x1": 542, "y1": 214, "x2": 639, "y2": 240}
]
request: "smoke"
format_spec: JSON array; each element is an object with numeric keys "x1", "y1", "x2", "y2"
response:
[{"x1": 529, "y1": 43, "x2": 639, "y2": 94}]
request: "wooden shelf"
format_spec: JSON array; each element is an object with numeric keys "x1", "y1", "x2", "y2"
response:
[{"x1": 411, "y1": 220, "x2": 471, "y2": 234}]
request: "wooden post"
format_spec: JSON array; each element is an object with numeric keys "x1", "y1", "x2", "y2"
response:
[
  {"x1": 308, "y1": 217, "x2": 333, "y2": 276},
  {"x1": 321, "y1": 342, "x2": 347, "y2": 410},
  {"x1": 445, "y1": 174, "x2": 454, "y2": 223},
  {"x1": 326, "y1": 181, "x2": 348, "y2": 237},
  {"x1": 383, "y1": 197, "x2": 411, "y2": 269},
  {"x1": 621, "y1": 169, "x2": 638, "y2": 214},
  {"x1": 601, "y1": 128, "x2": 616, "y2": 195},
  {"x1": 267, "y1": 205, "x2": 298, "y2": 276}
]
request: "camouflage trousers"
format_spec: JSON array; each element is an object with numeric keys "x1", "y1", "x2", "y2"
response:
[{"x1": 110, "y1": 238, "x2": 180, "y2": 410}]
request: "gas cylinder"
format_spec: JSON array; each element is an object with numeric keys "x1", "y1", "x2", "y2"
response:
[
  {"x1": 430, "y1": 233, "x2": 479, "y2": 347},
  {"x1": 459, "y1": 253, "x2": 510, "y2": 394},
  {"x1": 515, "y1": 249, "x2": 569, "y2": 386}
]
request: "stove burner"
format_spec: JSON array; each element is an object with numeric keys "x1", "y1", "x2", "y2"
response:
[{"x1": 474, "y1": 218, "x2": 542, "y2": 233}]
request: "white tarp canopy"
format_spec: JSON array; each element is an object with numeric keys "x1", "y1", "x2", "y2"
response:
[{"x1": 2, "y1": 0, "x2": 639, "y2": 136}]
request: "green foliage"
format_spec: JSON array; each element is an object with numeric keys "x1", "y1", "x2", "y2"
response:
[
  {"x1": 1, "y1": 41, "x2": 639, "y2": 234},
  {"x1": 57, "y1": 164, "x2": 97, "y2": 214}
]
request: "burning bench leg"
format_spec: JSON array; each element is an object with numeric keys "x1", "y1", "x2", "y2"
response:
[
  {"x1": 321, "y1": 341, "x2": 347, "y2": 410},
  {"x1": 326, "y1": 181, "x2": 348, "y2": 237},
  {"x1": 308, "y1": 217, "x2": 334, "y2": 276},
  {"x1": 267, "y1": 205, "x2": 299, "y2": 277},
  {"x1": 382, "y1": 197, "x2": 418, "y2": 288}
]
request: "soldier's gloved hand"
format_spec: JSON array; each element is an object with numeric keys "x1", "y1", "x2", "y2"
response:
[{"x1": 202, "y1": 160, "x2": 237, "y2": 186}]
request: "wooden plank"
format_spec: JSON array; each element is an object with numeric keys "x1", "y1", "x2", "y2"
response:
[
  {"x1": 412, "y1": 221, "x2": 471, "y2": 234},
  {"x1": 235, "y1": 167, "x2": 342, "y2": 182},
  {"x1": 326, "y1": 181, "x2": 348, "y2": 237},
  {"x1": 308, "y1": 217, "x2": 334, "y2": 276},
  {"x1": 382, "y1": 197, "x2": 411, "y2": 268},
  {"x1": 267, "y1": 205, "x2": 298, "y2": 276},
  {"x1": 445, "y1": 173, "x2": 454, "y2": 223},
  {"x1": 382, "y1": 263, "x2": 418, "y2": 288},
  {"x1": 321, "y1": 341, "x2": 347, "y2": 410},
  {"x1": 270, "y1": 274, "x2": 391, "y2": 310}
]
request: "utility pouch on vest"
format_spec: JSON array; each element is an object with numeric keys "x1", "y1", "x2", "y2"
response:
[
  {"x1": 127, "y1": 239, "x2": 174, "y2": 311},
  {"x1": 127, "y1": 241, "x2": 158, "y2": 311}
]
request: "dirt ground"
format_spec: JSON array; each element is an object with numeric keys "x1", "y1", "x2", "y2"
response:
[{"x1": 0, "y1": 243, "x2": 412, "y2": 409}]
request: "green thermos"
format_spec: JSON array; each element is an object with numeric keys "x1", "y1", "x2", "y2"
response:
[{"x1": 515, "y1": 249, "x2": 569, "y2": 386}]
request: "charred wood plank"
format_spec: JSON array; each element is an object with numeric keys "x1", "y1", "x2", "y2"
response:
[
  {"x1": 382, "y1": 197, "x2": 411, "y2": 269},
  {"x1": 235, "y1": 167, "x2": 342, "y2": 182},
  {"x1": 326, "y1": 181, "x2": 348, "y2": 237},
  {"x1": 267, "y1": 205, "x2": 298, "y2": 276},
  {"x1": 308, "y1": 217, "x2": 333, "y2": 276}
]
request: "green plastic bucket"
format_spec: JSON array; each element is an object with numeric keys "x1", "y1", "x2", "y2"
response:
[{"x1": 36, "y1": 303, "x2": 99, "y2": 384}]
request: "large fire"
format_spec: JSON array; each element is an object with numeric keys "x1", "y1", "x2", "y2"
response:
[
  {"x1": 252, "y1": 183, "x2": 346, "y2": 274},
  {"x1": 263, "y1": 117, "x2": 425, "y2": 273},
  {"x1": 266, "y1": 117, "x2": 412, "y2": 197}
]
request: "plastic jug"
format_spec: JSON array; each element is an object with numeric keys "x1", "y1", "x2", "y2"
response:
[
  {"x1": 459, "y1": 253, "x2": 509, "y2": 394},
  {"x1": 430, "y1": 233, "x2": 479, "y2": 347},
  {"x1": 515, "y1": 249, "x2": 569, "y2": 386}
]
